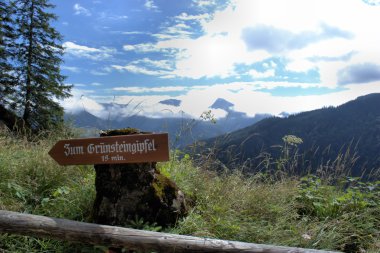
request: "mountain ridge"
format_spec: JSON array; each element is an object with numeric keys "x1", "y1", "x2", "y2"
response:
[
  {"x1": 65, "y1": 109, "x2": 270, "y2": 147},
  {"x1": 201, "y1": 93, "x2": 380, "y2": 176}
]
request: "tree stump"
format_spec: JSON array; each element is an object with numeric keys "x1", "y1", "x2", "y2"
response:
[{"x1": 92, "y1": 128, "x2": 187, "y2": 228}]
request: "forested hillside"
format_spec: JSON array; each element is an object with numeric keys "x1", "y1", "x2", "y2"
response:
[{"x1": 203, "y1": 93, "x2": 380, "y2": 177}]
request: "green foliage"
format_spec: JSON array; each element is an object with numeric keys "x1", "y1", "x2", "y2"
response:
[
  {"x1": 294, "y1": 175, "x2": 379, "y2": 252},
  {"x1": 126, "y1": 216, "x2": 162, "y2": 232},
  {"x1": 0, "y1": 0, "x2": 18, "y2": 105},
  {"x1": 200, "y1": 110, "x2": 217, "y2": 124},
  {"x1": 0, "y1": 0, "x2": 71, "y2": 133},
  {"x1": 0, "y1": 128, "x2": 379, "y2": 252},
  {"x1": 15, "y1": 0, "x2": 72, "y2": 131},
  {"x1": 296, "y1": 176, "x2": 379, "y2": 219},
  {"x1": 205, "y1": 94, "x2": 380, "y2": 177},
  {"x1": 160, "y1": 144, "x2": 379, "y2": 252},
  {"x1": 282, "y1": 134, "x2": 303, "y2": 146},
  {"x1": 0, "y1": 127, "x2": 97, "y2": 252}
]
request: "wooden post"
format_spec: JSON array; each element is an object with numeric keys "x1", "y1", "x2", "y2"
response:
[{"x1": 0, "y1": 210, "x2": 341, "y2": 253}]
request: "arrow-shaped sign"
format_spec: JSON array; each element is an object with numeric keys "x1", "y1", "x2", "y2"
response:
[{"x1": 48, "y1": 133, "x2": 169, "y2": 165}]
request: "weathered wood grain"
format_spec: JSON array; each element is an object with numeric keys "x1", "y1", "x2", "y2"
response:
[{"x1": 0, "y1": 210, "x2": 340, "y2": 253}]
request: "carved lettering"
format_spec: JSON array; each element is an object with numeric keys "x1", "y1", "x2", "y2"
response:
[{"x1": 63, "y1": 144, "x2": 84, "y2": 156}]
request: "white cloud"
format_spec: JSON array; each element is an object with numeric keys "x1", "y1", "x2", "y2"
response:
[
  {"x1": 144, "y1": 0, "x2": 158, "y2": 11},
  {"x1": 90, "y1": 67, "x2": 113, "y2": 76},
  {"x1": 113, "y1": 65, "x2": 163, "y2": 76},
  {"x1": 73, "y1": 3, "x2": 91, "y2": 16},
  {"x1": 123, "y1": 43, "x2": 162, "y2": 53},
  {"x1": 122, "y1": 31, "x2": 151, "y2": 35},
  {"x1": 156, "y1": 34, "x2": 270, "y2": 78},
  {"x1": 63, "y1": 42, "x2": 116, "y2": 61},
  {"x1": 363, "y1": 0, "x2": 380, "y2": 6},
  {"x1": 154, "y1": 23, "x2": 194, "y2": 40},
  {"x1": 127, "y1": 81, "x2": 379, "y2": 118},
  {"x1": 113, "y1": 86, "x2": 188, "y2": 93},
  {"x1": 63, "y1": 80, "x2": 380, "y2": 120},
  {"x1": 136, "y1": 58, "x2": 173, "y2": 70},
  {"x1": 62, "y1": 88, "x2": 103, "y2": 116},
  {"x1": 249, "y1": 69, "x2": 275, "y2": 79},
  {"x1": 61, "y1": 66, "x2": 81, "y2": 73},
  {"x1": 98, "y1": 12, "x2": 128, "y2": 21},
  {"x1": 175, "y1": 12, "x2": 210, "y2": 21},
  {"x1": 139, "y1": 0, "x2": 380, "y2": 86},
  {"x1": 112, "y1": 58, "x2": 174, "y2": 77},
  {"x1": 61, "y1": 0, "x2": 380, "y2": 121},
  {"x1": 192, "y1": 0, "x2": 219, "y2": 10}
]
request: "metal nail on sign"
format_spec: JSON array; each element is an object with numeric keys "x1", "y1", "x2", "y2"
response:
[{"x1": 48, "y1": 133, "x2": 169, "y2": 165}]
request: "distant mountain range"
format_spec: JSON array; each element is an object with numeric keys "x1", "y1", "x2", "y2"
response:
[
  {"x1": 201, "y1": 93, "x2": 380, "y2": 176},
  {"x1": 66, "y1": 98, "x2": 270, "y2": 147}
]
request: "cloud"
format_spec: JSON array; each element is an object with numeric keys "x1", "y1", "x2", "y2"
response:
[
  {"x1": 63, "y1": 42, "x2": 116, "y2": 61},
  {"x1": 122, "y1": 31, "x2": 151, "y2": 35},
  {"x1": 241, "y1": 24, "x2": 353, "y2": 54},
  {"x1": 159, "y1": 99, "x2": 181, "y2": 107},
  {"x1": 136, "y1": 0, "x2": 380, "y2": 86},
  {"x1": 338, "y1": 63, "x2": 380, "y2": 85},
  {"x1": 154, "y1": 12, "x2": 211, "y2": 42},
  {"x1": 175, "y1": 12, "x2": 210, "y2": 21},
  {"x1": 73, "y1": 3, "x2": 91, "y2": 16},
  {"x1": 112, "y1": 65, "x2": 168, "y2": 76},
  {"x1": 144, "y1": 0, "x2": 158, "y2": 11},
  {"x1": 63, "y1": 91, "x2": 184, "y2": 119},
  {"x1": 113, "y1": 86, "x2": 188, "y2": 93},
  {"x1": 156, "y1": 34, "x2": 270, "y2": 79},
  {"x1": 154, "y1": 23, "x2": 194, "y2": 40},
  {"x1": 191, "y1": 0, "x2": 229, "y2": 11},
  {"x1": 249, "y1": 69, "x2": 275, "y2": 79},
  {"x1": 90, "y1": 67, "x2": 113, "y2": 76},
  {"x1": 62, "y1": 93, "x2": 105, "y2": 117},
  {"x1": 61, "y1": 66, "x2": 81, "y2": 73},
  {"x1": 147, "y1": 1, "x2": 359, "y2": 80},
  {"x1": 123, "y1": 43, "x2": 162, "y2": 53},
  {"x1": 61, "y1": 0, "x2": 380, "y2": 120},
  {"x1": 112, "y1": 58, "x2": 174, "y2": 77},
  {"x1": 193, "y1": 0, "x2": 217, "y2": 8},
  {"x1": 362, "y1": 0, "x2": 380, "y2": 6},
  {"x1": 63, "y1": 80, "x2": 380, "y2": 120},
  {"x1": 98, "y1": 12, "x2": 128, "y2": 21},
  {"x1": 308, "y1": 51, "x2": 356, "y2": 62},
  {"x1": 319, "y1": 23, "x2": 353, "y2": 39}
]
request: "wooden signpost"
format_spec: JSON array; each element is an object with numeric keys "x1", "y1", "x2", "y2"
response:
[
  {"x1": 48, "y1": 133, "x2": 169, "y2": 165},
  {"x1": 48, "y1": 130, "x2": 186, "y2": 242}
]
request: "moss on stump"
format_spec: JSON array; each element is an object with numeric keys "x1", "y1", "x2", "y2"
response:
[{"x1": 92, "y1": 128, "x2": 187, "y2": 228}]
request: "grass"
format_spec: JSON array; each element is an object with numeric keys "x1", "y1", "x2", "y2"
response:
[
  {"x1": 0, "y1": 128, "x2": 97, "y2": 252},
  {"x1": 0, "y1": 128, "x2": 379, "y2": 253}
]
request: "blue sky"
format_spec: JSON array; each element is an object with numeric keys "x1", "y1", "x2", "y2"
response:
[{"x1": 54, "y1": 0, "x2": 380, "y2": 119}]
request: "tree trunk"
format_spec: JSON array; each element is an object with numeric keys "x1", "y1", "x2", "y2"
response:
[
  {"x1": 22, "y1": 1, "x2": 34, "y2": 123},
  {"x1": 0, "y1": 210, "x2": 340, "y2": 253},
  {"x1": 92, "y1": 128, "x2": 187, "y2": 228}
]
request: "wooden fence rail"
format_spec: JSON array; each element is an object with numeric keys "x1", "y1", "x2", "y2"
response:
[{"x1": 0, "y1": 210, "x2": 340, "y2": 253}]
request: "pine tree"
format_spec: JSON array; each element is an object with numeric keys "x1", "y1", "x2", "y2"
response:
[
  {"x1": 0, "y1": 0, "x2": 17, "y2": 108},
  {"x1": 15, "y1": 0, "x2": 71, "y2": 131}
]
